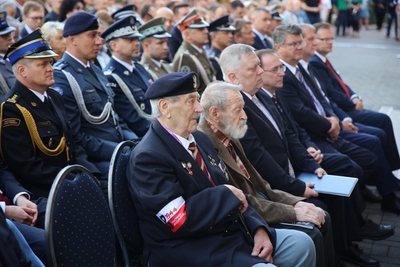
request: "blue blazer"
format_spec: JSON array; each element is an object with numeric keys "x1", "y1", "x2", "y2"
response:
[
  {"x1": 240, "y1": 91, "x2": 319, "y2": 197},
  {"x1": 53, "y1": 53, "x2": 136, "y2": 163},
  {"x1": 252, "y1": 32, "x2": 273, "y2": 50},
  {"x1": 104, "y1": 58, "x2": 151, "y2": 137},
  {"x1": 128, "y1": 120, "x2": 275, "y2": 266}
]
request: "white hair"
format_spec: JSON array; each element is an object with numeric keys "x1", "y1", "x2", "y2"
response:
[
  {"x1": 219, "y1": 43, "x2": 255, "y2": 81},
  {"x1": 149, "y1": 96, "x2": 180, "y2": 118}
]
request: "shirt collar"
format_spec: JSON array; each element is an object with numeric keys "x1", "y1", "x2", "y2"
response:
[
  {"x1": 66, "y1": 51, "x2": 90, "y2": 68},
  {"x1": 112, "y1": 55, "x2": 135, "y2": 72},
  {"x1": 206, "y1": 120, "x2": 231, "y2": 148},
  {"x1": 280, "y1": 59, "x2": 297, "y2": 75},
  {"x1": 176, "y1": 133, "x2": 195, "y2": 151},
  {"x1": 28, "y1": 89, "x2": 48, "y2": 102},
  {"x1": 299, "y1": 59, "x2": 309, "y2": 71},
  {"x1": 151, "y1": 58, "x2": 162, "y2": 68},
  {"x1": 314, "y1": 51, "x2": 326, "y2": 63},
  {"x1": 24, "y1": 24, "x2": 33, "y2": 34},
  {"x1": 262, "y1": 88, "x2": 273, "y2": 97},
  {"x1": 252, "y1": 28, "x2": 265, "y2": 40},
  {"x1": 242, "y1": 90, "x2": 254, "y2": 99},
  {"x1": 190, "y1": 43, "x2": 203, "y2": 53}
]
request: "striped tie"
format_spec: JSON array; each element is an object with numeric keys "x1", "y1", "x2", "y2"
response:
[{"x1": 189, "y1": 142, "x2": 216, "y2": 186}]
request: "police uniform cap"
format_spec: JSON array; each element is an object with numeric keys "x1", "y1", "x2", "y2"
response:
[
  {"x1": 266, "y1": 4, "x2": 283, "y2": 21},
  {"x1": 0, "y1": 11, "x2": 16, "y2": 36},
  {"x1": 177, "y1": 9, "x2": 209, "y2": 32},
  {"x1": 138, "y1": 17, "x2": 171, "y2": 41},
  {"x1": 208, "y1": 15, "x2": 236, "y2": 32},
  {"x1": 145, "y1": 72, "x2": 199, "y2": 100},
  {"x1": 100, "y1": 15, "x2": 142, "y2": 42},
  {"x1": 62, "y1": 12, "x2": 99, "y2": 37},
  {"x1": 111, "y1": 4, "x2": 138, "y2": 20},
  {"x1": 4, "y1": 29, "x2": 57, "y2": 65}
]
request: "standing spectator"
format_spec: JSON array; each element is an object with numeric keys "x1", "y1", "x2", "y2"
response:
[
  {"x1": 374, "y1": 0, "x2": 386, "y2": 30},
  {"x1": 301, "y1": 0, "x2": 322, "y2": 23},
  {"x1": 320, "y1": 0, "x2": 332, "y2": 21},
  {"x1": 359, "y1": 0, "x2": 371, "y2": 29},
  {"x1": 386, "y1": 0, "x2": 399, "y2": 40},
  {"x1": 336, "y1": 0, "x2": 349, "y2": 36},
  {"x1": 20, "y1": 1, "x2": 45, "y2": 38},
  {"x1": 348, "y1": 0, "x2": 362, "y2": 37}
]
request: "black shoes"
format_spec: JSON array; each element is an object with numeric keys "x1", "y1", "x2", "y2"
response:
[
  {"x1": 361, "y1": 186, "x2": 382, "y2": 203},
  {"x1": 361, "y1": 219, "x2": 394, "y2": 241},
  {"x1": 381, "y1": 193, "x2": 400, "y2": 214},
  {"x1": 340, "y1": 244, "x2": 380, "y2": 267}
]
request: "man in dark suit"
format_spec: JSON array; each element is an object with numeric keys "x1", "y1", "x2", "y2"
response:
[
  {"x1": 251, "y1": 7, "x2": 273, "y2": 50},
  {"x1": 102, "y1": 15, "x2": 153, "y2": 138},
  {"x1": 310, "y1": 22, "x2": 400, "y2": 173},
  {"x1": 53, "y1": 12, "x2": 137, "y2": 190},
  {"x1": 219, "y1": 43, "x2": 392, "y2": 267},
  {"x1": 127, "y1": 71, "x2": 316, "y2": 267},
  {"x1": 199, "y1": 81, "x2": 334, "y2": 267},
  {"x1": 0, "y1": 12, "x2": 16, "y2": 95}
]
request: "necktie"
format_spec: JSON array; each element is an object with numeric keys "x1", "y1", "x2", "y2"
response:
[
  {"x1": 271, "y1": 94, "x2": 283, "y2": 114},
  {"x1": 325, "y1": 59, "x2": 351, "y2": 97},
  {"x1": 227, "y1": 142, "x2": 250, "y2": 179},
  {"x1": 295, "y1": 69, "x2": 326, "y2": 117},
  {"x1": 252, "y1": 96, "x2": 281, "y2": 136},
  {"x1": 188, "y1": 142, "x2": 216, "y2": 186},
  {"x1": 308, "y1": 66, "x2": 330, "y2": 104},
  {"x1": 263, "y1": 37, "x2": 272, "y2": 49}
]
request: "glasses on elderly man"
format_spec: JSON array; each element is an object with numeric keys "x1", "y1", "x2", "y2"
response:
[
  {"x1": 263, "y1": 64, "x2": 286, "y2": 75},
  {"x1": 316, "y1": 37, "x2": 335, "y2": 43},
  {"x1": 282, "y1": 40, "x2": 305, "y2": 48}
]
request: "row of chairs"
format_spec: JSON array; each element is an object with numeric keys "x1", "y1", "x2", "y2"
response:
[{"x1": 45, "y1": 141, "x2": 143, "y2": 267}]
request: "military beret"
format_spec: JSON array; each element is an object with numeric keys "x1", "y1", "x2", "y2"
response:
[
  {"x1": 5, "y1": 29, "x2": 57, "y2": 65},
  {"x1": 0, "y1": 11, "x2": 16, "y2": 36},
  {"x1": 208, "y1": 15, "x2": 236, "y2": 32},
  {"x1": 138, "y1": 17, "x2": 171, "y2": 41},
  {"x1": 177, "y1": 9, "x2": 209, "y2": 32},
  {"x1": 145, "y1": 72, "x2": 199, "y2": 100},
  {"x1": 100, "y1": 15, "x2": 142, "y2": 42},
  {"x1": 62, "y1": 11, "x2": 99, "y2": 37}
]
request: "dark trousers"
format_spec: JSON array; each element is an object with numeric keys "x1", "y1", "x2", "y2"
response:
[
  {"x1": 387, "y1": 8, "x2": 398, "y2": 37},
  {"x1": 337, "y1": 10, "x2": 348, "y2": 35},
  {"x1": 375, "y1": 8, "x2": 386, "y2": 29}
]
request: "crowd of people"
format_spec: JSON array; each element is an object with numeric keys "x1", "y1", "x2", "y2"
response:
[{"x1": 0, "y1": 0, "x2": 399, "y2": 266}]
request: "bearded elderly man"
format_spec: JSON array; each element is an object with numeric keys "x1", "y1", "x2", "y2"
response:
[
  {"x1": 127, "y1": 72, "x2": 316, "y2": 267},
  {"x1": 198, "y1": 81, "x2": 334, "y2": 267}
]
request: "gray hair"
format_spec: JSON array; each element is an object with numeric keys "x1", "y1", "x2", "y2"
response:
[
  {"x1": 150, "y1": 96, "x2": 180, "y2": 118},
  {"x1": 220, "y1": 43, "x2": 255, "y2": 81},
  {"x1": 6, "y1": 16, "x2": 21, "y2": 31},
  {"x1": 12, "y1": 58, "x2": 33, "y2": 76},
  {"x1": 0, "y1": 0, "x2": 16, "y2": 11},
  {"x1": 272, "y1": 24, "x2": 303, "y2": 45},
  {"x1": 299, "y1": 23, "x2": 315, "y2": 32},
  {"x1": 200, "y1": 81, "x2": 242, "y2": 120},
  {"x1": 41, "y1": 21, "x2": 64, "y2": 43}
]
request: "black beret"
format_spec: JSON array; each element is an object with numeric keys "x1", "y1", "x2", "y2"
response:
[
  {"x1": 63, "y1": 11, "x2": 99, "y2": 37},
  {"x1": 145, "y1": 72, "x2": 199, "y2": 100}
]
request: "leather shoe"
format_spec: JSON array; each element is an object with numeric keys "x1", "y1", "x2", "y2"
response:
[
  {"x1": 361, "y1": 186, "x2": 382, "y2": 202},
  {"x1": 361, "y1": 219, "x2": 394, "y2": 241},
  {"x1": 340, "y1": 243, "x2": 380, "y2": 267},
  {"x1": 382, "y1": 194, "x2": 400, "y2": 214}
]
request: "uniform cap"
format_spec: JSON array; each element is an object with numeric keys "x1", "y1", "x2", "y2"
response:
[
  {"x1": 100, "y1": 15, "x2": 142, "y2": 42},
  {"x1": 138, "y1": 17, "x2": 171, "y2": 41},
  {"x1": 63, "y1": 12, "x2": 99, "y2": 37}
]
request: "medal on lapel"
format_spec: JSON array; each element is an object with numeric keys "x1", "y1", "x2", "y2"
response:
[{"x1": 181, "y1": 162, "x2": 193, "y2": 175}]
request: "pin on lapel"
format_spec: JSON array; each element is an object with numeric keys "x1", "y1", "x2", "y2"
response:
[
  {"x1": 181, "y1": 162, "x2": 193, "y2": 175},
  {"x1": 124, "y1": 70, "x2": 129, "y2": 76},
  {"x1": 208, "y1": 154, "x2": 217, "y2": 166}
]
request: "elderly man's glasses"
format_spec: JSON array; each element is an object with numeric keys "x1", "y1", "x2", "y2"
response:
[
  {"x1": 282, "y1": 40, "x2": 305, "y2": 48},
  {"x1": 263, "y1": 64, "x2": 286, "y2": 74},
  {"x1": 316, "y1": 37, "x2": 335, "y2": 43}
]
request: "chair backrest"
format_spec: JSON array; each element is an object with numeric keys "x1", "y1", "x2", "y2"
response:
[
  {"x1": 45, "y1": 165, "x2": 116, "y2": 267},
  {"x1": 108, "y1": 141, "x2": 143, "y2": 267}
]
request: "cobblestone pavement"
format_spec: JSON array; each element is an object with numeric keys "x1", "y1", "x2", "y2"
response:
[{"x1": 327, "y1": 24, "x2": 400, "y2": 266}]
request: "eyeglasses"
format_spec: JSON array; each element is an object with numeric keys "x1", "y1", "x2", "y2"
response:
[
  {"x1": 282, "y1": 40, "x2": 305, "y2": 48},
  {"x1": 316, "y1": 37, "x2": 335, "y2": 43},
  {"x1": 263, "y1": 64, "x2": 286, "y2": 74},
  {"x1": 27, "y1": 16, "x2": 44, "y2": 21}
]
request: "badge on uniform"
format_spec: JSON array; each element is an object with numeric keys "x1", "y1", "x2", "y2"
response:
[
  {"x1": 180, "y1": 65, "x2": 190, "y2": 72},
  {"x1": 218, "y1": 160, "x2": 229, "y2": 180},
  {"x1": 124, "y1": 70, "x2": 130, "y2": 76},
  {"x1": 181, "y1": 162, "x2": 193, "y2": 175},
  {"x1": 140, "y1": 103, "x2": 145, "y2": 110}
]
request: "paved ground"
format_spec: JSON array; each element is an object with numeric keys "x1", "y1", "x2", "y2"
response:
[{"x1": 327, "y1": 23, "x2": 400, "y2": 266}]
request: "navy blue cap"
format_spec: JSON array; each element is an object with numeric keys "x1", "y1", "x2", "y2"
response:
[
  {"x1": 100, "y1": 15, "x2": 142, "y2": 42},
  {"x1": 208, "y1": 15, "x2": 236, "y2": 32},
  {"x1": 112, "y1": 5, "x2": 139, "y2": 20},
  {"x1": 145, "y1": 72, "x2": 199, "y2": 99},
  {"x1": 0, "y1": 11, "x2": 16, "y2": 36},
  {"x1": 62, "y1": 11, "x2": 99, "y2": 37},
  {"x1": 5, "y1": 29, "x2": 57, "y2": 65}
]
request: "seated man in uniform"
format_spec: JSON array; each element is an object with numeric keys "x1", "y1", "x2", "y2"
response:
[
  {"x1": 101, "y1": 15, "x2": 153, "y2": 138},
  {"x1": 53, "y1": 12, "x2": 137, "y2": 191},
  {"x1": 127, "y1": 72, "x2": 317, "y2": 267}
]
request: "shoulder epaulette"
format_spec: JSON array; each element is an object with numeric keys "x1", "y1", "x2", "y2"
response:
[
  {"x1": 53, "y1": 61, "x2": 68, "y2": 70},
  {"x1": 6, "y1": 94, "x2": 19, "y2": 103},
  {"x1": 103, "y1": 65, "x2": 115, "y2": 75}
]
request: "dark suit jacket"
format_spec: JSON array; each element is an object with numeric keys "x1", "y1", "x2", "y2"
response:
[
  {"x1": 45, "y1": 11, "x2": 59, "y2": 22},
  {"x1": 309, "y1": 55, "x2": 357, "y2": 112},
  {"x1": 198, "y1": 119, "x2": 304, "y2": 225},
  {"x1": 19, "y1": 27, "x2": 29, "y2": 39},
  {"x1": 252, "y1": 31, "x2": 273, "y2": 50},
  {"x1": 128, "y1": 120, "x2": 275, "y2": 266},
  {"x1": 240, "y1": 91, "x2": 319, "y2": 197},
  {"x1": 104, "y1": 58, "x2": 151, "y2": 137},
  {"x1": 53, "y1": 53, "x2": 136, "y2": 163},
  {"x1": 0, "y1": 81, "x2": 99, "y2": 198}
]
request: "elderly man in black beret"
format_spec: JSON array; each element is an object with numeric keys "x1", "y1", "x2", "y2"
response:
[
  {"x1": 52, "y1": 12, "x2": 137, "y2": 193},
  {"x1": 127, "y1": 71, "x2": 316, "y2": 267}
]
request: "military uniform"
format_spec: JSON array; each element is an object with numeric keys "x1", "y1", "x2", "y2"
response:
[
  {"x1": 173, "y1": 41, "x2": 215, "y2": 94},
  {"x1": 140, "y1": 54, "x2": 173, "y2": 80}
]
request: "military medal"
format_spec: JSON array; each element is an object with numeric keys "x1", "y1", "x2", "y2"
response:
[
  {"x1": 208, "y1": 154, "x2": 217, "y2": 166},
  {"x1": 48, "y1": 137, "x2": 53, "y2": 147},
  {"x1": 181, "y1": 162, "x2": 193, "y2": 175}
]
